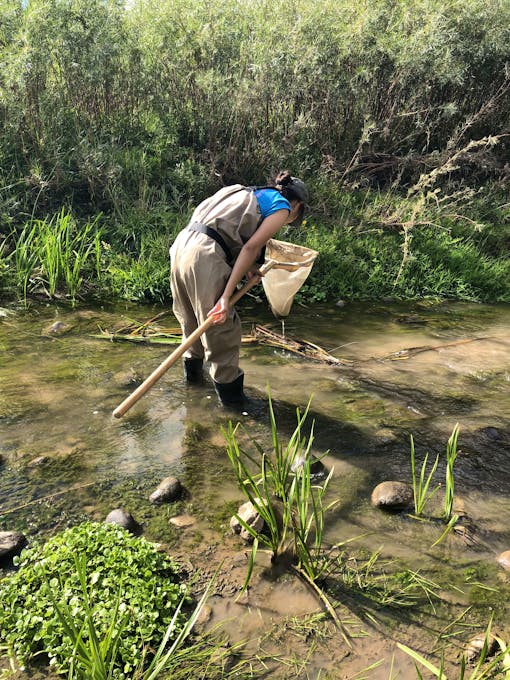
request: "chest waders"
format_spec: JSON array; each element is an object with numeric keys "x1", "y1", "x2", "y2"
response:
[{"x1": 170, "y1": 186, "x2": 263, "y2": 406}]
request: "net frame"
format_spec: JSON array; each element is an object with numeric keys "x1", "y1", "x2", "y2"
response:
[{"x1": 262, "y1": 239, "x2": 319, "y2": 318}]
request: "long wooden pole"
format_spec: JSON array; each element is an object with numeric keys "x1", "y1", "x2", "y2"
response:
[{"x1": 112, "y1": 262, "x2": 275, "y2": 418}]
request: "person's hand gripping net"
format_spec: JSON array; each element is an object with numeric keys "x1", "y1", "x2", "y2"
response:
[{"x1": 207, "y1": 268, "x2": 263, "y2": 325}]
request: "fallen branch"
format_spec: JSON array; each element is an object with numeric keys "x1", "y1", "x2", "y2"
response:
[
  {"x1": 93, "y1": 321, "x2": 347, "y2": 365},
  {"x1": 374, "y1": 336, "x2": 491, "y2": 362},
  {"x1": 0, "y1": 481, "x2": 100, "y2": 517},
  {"x1": 290, "y1": 564, "x2": 352, "y2": 647}
]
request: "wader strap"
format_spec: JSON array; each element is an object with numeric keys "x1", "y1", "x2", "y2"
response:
[{"x1": 188, "y1": 222, "x2": 233, "y2": 264}]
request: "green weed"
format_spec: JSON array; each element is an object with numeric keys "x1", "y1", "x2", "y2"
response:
[
  {"x1": 410, "y1": 434, "x2": 440, "y2": 517},
  {"x1": 0, "y1": 522, "x2": 188, "y2": 676}
]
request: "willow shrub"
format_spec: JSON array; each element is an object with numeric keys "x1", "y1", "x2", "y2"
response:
[{"x1": 1, "y1": 0, "x2": 510, "y2": 219}]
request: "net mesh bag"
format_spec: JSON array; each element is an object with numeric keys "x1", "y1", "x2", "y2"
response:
[{"x1": 262, "y1": 239, "x2": 318, "y2": 318}]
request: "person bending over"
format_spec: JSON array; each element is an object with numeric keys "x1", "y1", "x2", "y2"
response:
[{"x1": 170, "y1": 170, "x2": 309, "y2": 407}]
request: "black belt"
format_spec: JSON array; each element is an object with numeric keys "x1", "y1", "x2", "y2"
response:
[{"x1": 188, "y1": 222, "x2": 233, "y2": 264}]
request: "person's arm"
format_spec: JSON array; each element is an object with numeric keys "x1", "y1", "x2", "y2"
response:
[{"x1": 207, "y1": 209, "x2": 289, "y2": 324}]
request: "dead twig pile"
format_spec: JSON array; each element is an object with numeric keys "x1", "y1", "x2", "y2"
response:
[{"x1": 93, "y1": 317, "x2": 345, "y2": 365}]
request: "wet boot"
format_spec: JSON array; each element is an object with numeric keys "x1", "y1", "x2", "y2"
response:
[
  {"x1": 183, "y1": 358, "x2": 204, "y2": 384},
  {"x1": 213, "y1": 373, "x2": 245, "y2": 408}
]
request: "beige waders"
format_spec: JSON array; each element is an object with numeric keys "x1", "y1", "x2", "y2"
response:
[
  {"x1": 170, "y1": 185, "x2": 263, "y2": 403},
  {"x1": 170, "y1": 229, "x2": 242, "y2": 385}
]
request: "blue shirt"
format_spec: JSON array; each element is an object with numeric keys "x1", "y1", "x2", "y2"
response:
[{"x1": 254, "y1": 188, "x2": 291, "y2": 220}]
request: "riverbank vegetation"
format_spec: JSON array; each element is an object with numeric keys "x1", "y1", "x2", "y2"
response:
[{"x1": 1, "y1": 0, "x2": 509, "y2": 305}]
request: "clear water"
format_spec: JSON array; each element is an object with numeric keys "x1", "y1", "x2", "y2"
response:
[{"x1": 1, "y1": 299, "x2": 509, "y2": 677}]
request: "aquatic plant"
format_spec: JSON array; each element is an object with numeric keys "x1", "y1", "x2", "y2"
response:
[
  {"x1": 332, "y1": 549, "x2": 443, "y2": 612},
  {"x1": 410, "y1": 434, "x2": 440, "y2": 517},
  {"x1": 397, "y1": 617, "x2": 510, "y2": 679},
  {"x1": 48, "y1": 555, "x2": 224, "y2": 680},
  {"x1": 407, "y1": 425, "x2": 463, "y2": 545},
  {"x1": 0, "y1": 522, "x2": 189, "y2": 676},
  {"x1": 13, "y1": 221, "x2": 39, "y2": 305},
  {"x1": 444, "y1": 424, "x2": 460, "y2": 522},
  {"x1": 224, "y1": 394, "x2": 337, "y2": 585},
  {"x1": 11, "y1": 210, "x2": 102, "y2": 306}
]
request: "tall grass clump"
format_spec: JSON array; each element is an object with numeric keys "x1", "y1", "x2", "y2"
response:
[
  {"x1": 410, "y1": 434, "x2": 440, "y2": 518},
  {"x1": 405, "y1": 425, "x2": 463, "y2": 546},
  {"x1": 11, "y1": 210, "x2": 102, "y2": 305},
  {"x1": 225, "y1": 394, "x2": 337, "y2": 588},
  {"x1": 444, "y1": 423, "x2": 460, "y2": 522}
]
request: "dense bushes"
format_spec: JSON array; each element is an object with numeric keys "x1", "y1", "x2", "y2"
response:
[
  {"x1": 1, "y1": 0, "x2": 509, "y2": 214},
  {"x1": 0, "y1": 0, "x2": 508, "y2": 303}
]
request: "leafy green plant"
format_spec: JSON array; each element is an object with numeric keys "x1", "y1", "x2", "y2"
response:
[
  {"x1": 49, "y1": 554, "x2": 221, "y2": 680},
  {"x1": 0, "y1": 522, "x2": 189, "y2": 677},
  {"x1": 410, "y1": 434, "x2": 440, "y2": 517}
]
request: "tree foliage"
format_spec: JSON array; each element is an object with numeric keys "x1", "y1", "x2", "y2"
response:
[{"x1": 0, "y1": 0, "x2": 508, "y2": 216}]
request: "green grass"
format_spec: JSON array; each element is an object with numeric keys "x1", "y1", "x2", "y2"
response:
[
  {"x1": 410, "y1": 434, "x2": 440, "y2": 518},
  {"x1": 10, "y1": 210, "x2": 102, "y2": 306},
  {"x1": 2, "y1": 187, "x2": 509, "y2": 305},
  {"x1": 224, "y1": 393, "x2": 337, "y2": 587},
  {"x1": 49, "y1": 555, "x2": 222, "y2": 680}
]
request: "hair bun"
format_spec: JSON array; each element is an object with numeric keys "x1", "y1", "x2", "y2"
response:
[{"x1": 274, "y1": 170, "x2": 292, "y2": 188}]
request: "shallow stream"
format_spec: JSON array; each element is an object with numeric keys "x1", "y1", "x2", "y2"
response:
[{"x1": 1, "y1": 299, "x2": 509, "y2": 678}]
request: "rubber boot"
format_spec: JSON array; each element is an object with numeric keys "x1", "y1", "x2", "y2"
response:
[
  {"x1": 213, "y1": 373, "x2": 245, "y2": 408},
  {"x1": 183, "y1": 358, "x2": 204, "y2": 384}
]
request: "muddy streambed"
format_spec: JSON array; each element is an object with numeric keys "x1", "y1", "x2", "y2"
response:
[{"x1": 1, "y1": 299, "x2": 510, "y2": 678}]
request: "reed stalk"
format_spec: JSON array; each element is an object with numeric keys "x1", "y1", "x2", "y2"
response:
[
  {"x1": 410, "y1": 435, "x2": 440, "y2": 517},
  {"x1": 397, "y1": 615, "x2": 510, "y2": 679},
  {"x1": 11, "y1": 211, "x2": 102, "y2": 305},
  {"x1": 225, "y1": 393, "x2": 336, "y2": 595},
  {"x1": 444, "y1": 424, "x2": 460, "y2": 522},
  {"x1": 13, "y1": 222, "x2": 39, "y2": 305}
]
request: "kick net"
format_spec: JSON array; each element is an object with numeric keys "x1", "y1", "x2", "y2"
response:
[{"x1": 262, "y1": 239, "x2": 319, "y2": 318}]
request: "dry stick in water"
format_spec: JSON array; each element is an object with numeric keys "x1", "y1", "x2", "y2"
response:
[
  {"x1": 0, "y1": 481, "x2": 99, "y2": 517},
  {"x1": 371, "y1": 336, "x2": 491, "y2": 363}
]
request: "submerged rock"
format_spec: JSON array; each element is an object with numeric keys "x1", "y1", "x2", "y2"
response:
[
  {"x1": 496, "y1": 550, "x2": 510, "y2": 571},
  {"x1": 195, "y1": 603, "x2": 213, "y2": 630},
  {"x1": 371, "y1": 481, "x2": 414, "y2": 512},
  {"x1": 211, "y1": 645, "x2": 236, "y2": 673},
  {"x1": 169, "y1": 514, "x2": 195, "y2": 528},
  {"x1": 465, "y1": 632, "x2": 499, "y2": 663},
  {"x1": 113, "y1": 369, "x2": 145, "y2": 389},
  {"x1": 42, "y1": 321, "x2": 72, "y2": 337},
  {"x1": 230, "y1": 501, "x2": 264, "y2": 542},
  {"x1": 27, "y1": 455, "x2": 50, "y2": 468},
  {"x1": 0, "y1": 531, "x2": 27, "y2": 561},
  {"x1": 105, "y1": 508, "x2": 142, "y2": 534},
  {"x1": 291, "y1": 454, "x2": 328, "y2": 478},
  {"x1": 395, "y1": 314, "x2": 427, "y2": 325},
  {"x1": 374, "y1": 428, "x2": 399, "y2": 446},
  {"x1": 149, "y1": 476, "x2": 182, "y2": 504}
]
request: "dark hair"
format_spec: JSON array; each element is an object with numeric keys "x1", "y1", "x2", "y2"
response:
[{"x1": 274, "y1": 170, "x2": 301, "y2": 202}]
